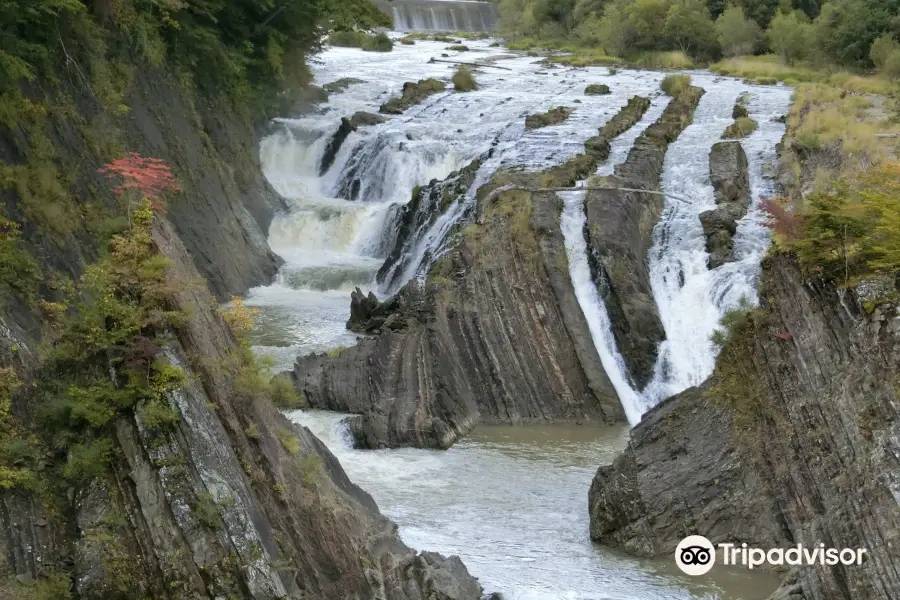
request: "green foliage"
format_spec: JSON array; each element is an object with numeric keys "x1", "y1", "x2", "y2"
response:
[
  {"x1": 710, "y1": 297, "x2": 753, "y2": 349},
  {"x1": 192, "y1": 492, "x2": 221, "y2": 531},
  {"x1": 774, "y1": 162, "x2": 900, "y2": 289},
  {"x1": 716, "y1": 4, "x2": 763, "y2": 57},
  {"x1": 814, "y1": 0, "x2": 900, "y2": 68},
  {"x1": 19, "y1": 573, "x2": 72, "y2": 600},
  {"x1": 276, "y1": 428, "x2": 301, "y2": 455},
  {"x1": 664, "y1": 0, "x2": 718, "y2": 58},
  {"x1": 870, "y1": 34, "x2": 900, "y2": 78},
  {"x1": 766, "y1": 9, "x2": 812, "y2": 64},
  {"x1": 661, "y1": 74, "x2": 692, "y2": 96},
  {"x1": 452, "y1": 66, "x2": 478, "y2": 91},
  {"x1": 330, "y1": 30, "x2": 393, "y2": 52},
  {"x1": 269, "y1": 376, "x2": 305, "y2": 409},
  {"x1": 525, "y1": 106, "x2": 574, "y2": 130},
  {"x1": 723, "y1": 116, "x2": 758, "y2": 137}
]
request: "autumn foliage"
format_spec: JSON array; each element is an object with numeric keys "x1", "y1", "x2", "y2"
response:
[
  {"x1": 760, "y1": 196, "x2": 804, "y2": 243},
  {"x1": 99, "y1": 152, "x2": 179, "y2": 213}
]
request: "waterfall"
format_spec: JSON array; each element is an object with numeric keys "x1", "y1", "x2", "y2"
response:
[
  {"x1": 559, "y1": 75, "x2": 791, "y2": 423},
  {"x1": 371, "y1": 0, "x2": 498, "y2": 32}
]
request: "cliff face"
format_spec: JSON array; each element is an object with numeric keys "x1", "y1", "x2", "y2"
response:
[
  {"x1": 0, "y1": 218, "x2": 484, "y2": 600},
  {"x1": 292, "y1": 190, "x2": 625, "y2": 449},
  {"x1": 588, "y1": 253, "x2": 900, "y2": 600}
]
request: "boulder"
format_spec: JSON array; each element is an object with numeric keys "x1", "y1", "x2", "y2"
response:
[
  {"x1": 699, "y1": 141, "x2": 751, "y2": 268},
  {"x1": 585, "y1": 84, "x2": 611, "y2": 95}
]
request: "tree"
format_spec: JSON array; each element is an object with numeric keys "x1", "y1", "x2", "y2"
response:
[
  {"x1": 814, "y1": 0, "x2": 900, "y2": 67},
  {"x1": 734, "y1": 0, "x2": 779, "y2": 28},
  {"x1": 664, "y1": 0, "x2": 719, "y2": 57},
  {"x1": 626, "y1": 0, "x2": 670, "y2": 50},
  {"x1": 766, "y1": 9, "x2": 811, "y2": 64},
  {"x1": 498, "y1": 0, "x2": 540, "y2": 37},
  {"x1": 715, "y1": 4, "x2": 762, "y2": 56},
  {"x1": 597, "y1": 1, "x2": 635, "y2": 56}
]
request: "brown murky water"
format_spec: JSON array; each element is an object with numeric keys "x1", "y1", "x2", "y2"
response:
[{"x1": 289, "y1": 413, "x2": 783, "y2": 600}]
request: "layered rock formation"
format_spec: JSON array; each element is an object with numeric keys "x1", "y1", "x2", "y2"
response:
[
  {"x1": 584, "y1": 85, "x2": 705, "y2": 389},
  {"x1": 380, "y1": 79, "x2": 447, "y2": 114},
  {"x1": 289, "y1": 94, "x2": 685, "y2": 449},
  {"x1": 700, "y1": 141, "x2": 752, "y2": 269},
  {"x1": 292, "y1": 189, "x2": 624, "y2": 449},
  {"x1": 319, "y1": 112, "x2": 388, "y2": 176},
  {"x1": 0, "y1": 217, "x2": 484, "y2": 600},
  {"x1": 588, "y1": 253, "x2": 900, "y2": 600}
]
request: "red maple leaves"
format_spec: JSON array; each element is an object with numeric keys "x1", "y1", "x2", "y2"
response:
[
  {"x1": 99, "y1": 152, "x2": 180, "y2": 213},
  {"x1": 760, "y1": 196, "x2": 804, "y2": 243}
]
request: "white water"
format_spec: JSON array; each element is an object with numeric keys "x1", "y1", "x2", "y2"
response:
[
  {"x1": 559, "y1": 76, "x2": 790, "y2": 423},
  {"x1": 249, "y1": 37, "x2": 790, "y2": 599}
]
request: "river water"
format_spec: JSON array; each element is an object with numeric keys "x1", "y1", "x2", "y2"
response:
[{"x1": 248, "y1": 35, "x2": 791, "y2": 599}]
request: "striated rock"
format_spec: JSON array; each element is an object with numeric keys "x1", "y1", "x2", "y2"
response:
[
  {"x1": 322, "y1": 77, "x2": 365, "y2": 93},
  {"x1": 585, "y1": 84, "x2": 611, "y2": 96},
  {"x1": 380, "y1": 79, "x2": 446, "y2": 115},
  {"x1": 349, "y1": 111, "x2": 387, "y2": 128},
  {"x1": 320, "y1": 117, "x2": 356, "y2": 175},
  {"x1": 732, "y1": 102, "x2": 749, "y2": 119},
  {"x1": 377, "y1": 155, "x2": 488, "y2": 292},
  {"x1": 584, "y1": 86, "x2": 704, "y2": 389},
  {"x1": 588, "y1": 253, "x2": 900, "y2": 600},
  {"x1": 0, "y1": 219, "x2": 484, "y2": 599},
  {"x1": 524, "y1": 106, "x2": 574, "y2": 130},
  {"x1": 291, "y1": 190, "x2": 625, "y2": 449},
  {"x1": 700, "y1": 141, "x2": 751, "y2": 269}
]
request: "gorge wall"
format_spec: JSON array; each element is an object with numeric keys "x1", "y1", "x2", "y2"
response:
[
  {"x1": 587, "y1": 97, "x2": 900, "y2": 600},
  {"x1": 0, "y1": 11, "x2": 484, "y2": 599}
]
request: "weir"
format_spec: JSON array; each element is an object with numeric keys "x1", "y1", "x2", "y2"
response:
[{"x1": 371, "y1": 0, "x2": 498, "y2": 31}]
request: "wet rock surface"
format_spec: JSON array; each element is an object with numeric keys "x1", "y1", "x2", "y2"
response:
[
  {"x1": 588, "y1": 253, "x2": 900, "y2": 600},
  {"x1": 584, "y1": 86, "x2": 704, "y2": 389},
  {"x1": 699, "y1": 141, "x2": 751, "y2": 269},
  {"x1": 291, "y1": 189, "x2": 625, "y2": 449},
  {"x1": 524, "y1": 106, "x2": 574, "y2": 130},
  {"x1": 380, "y1": 78, "x2": 447, "y2": 115},
  {"x1": 585, "y1": 84, "x2": 611, "y2": 96}
]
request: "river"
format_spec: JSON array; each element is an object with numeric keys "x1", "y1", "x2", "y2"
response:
[{"x1": 247, "y1": 34, "x2": 791, "y2": 599}]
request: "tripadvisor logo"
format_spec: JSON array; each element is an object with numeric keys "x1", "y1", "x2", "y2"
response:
[{"x1": 675, "y1": 535, "x2": 868, "y2": 576}]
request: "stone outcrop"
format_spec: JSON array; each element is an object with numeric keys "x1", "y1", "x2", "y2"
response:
[
  {"x1": 376, "y1": 154, "x2": 487, "y2": 292},
  {"x1": 699, "y1": 141, "x2": 751, "y2": 269},
  {"x1": 291, "y1": 189, "x2": 626, "y2": 449},
  {"x1": 322, "y1": 77, "x2": 365, "y2": 93},
  {"x1": 380, "y1": 79, "x2": 446, "y2": 115},
  {"x1": 319, "y1": 112, "x2": 389, "y2": 176},
  {"x1": 524, "y1": 106, "x2": 574, "y2": 130},
  {"x1": 588, "y1": 253, "x2": 900, "y2": 600},
  {"x1": 585, "y1": 84, "x2": 611, "y2": 96},
  {"x1": 0, "y1": 218, "x2": 484, "y2": 600},
  {"x1": 584, "y1": 85, "x2": 705, "y2": 389}
]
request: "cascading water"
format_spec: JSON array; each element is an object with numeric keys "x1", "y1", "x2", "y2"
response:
[
  {"x1": 370, "y1": 0, "x2": 499, "y2": 32},
  {"x1": 558, "y1": 75, "x2": 791, "y2": 423},
  {"x1": 250, "y1": 37, "x2": 790, "y2": 599}
]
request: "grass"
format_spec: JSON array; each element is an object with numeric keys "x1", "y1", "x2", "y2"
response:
[
  {"x1": 547, "y1": 49, "x2": 623, "y2": 67},
  {"x1": 631, "y1": 51, "x2": 695, "y2": 70},
  {"x1": 328, "y1": 30, "x2": 393, "y2": 52},
  {"x1": 789, "y1": 83, "x2": 900, "y2": 160},
  {"x1": 723, "y1": 117, "x2": 759, "y2": 138},
  {"x1": 661, "y1": 74, "x2": 692, "y2": 96},
  {"x1": 711, "y1": 55, "x2": 892, "y2": 93},
  {"x1": 452, "y1": 66, "x2": 477, "y2": 92},
  {"x1": 525, "y1": 106, "x2": 574, "y2": 130}
]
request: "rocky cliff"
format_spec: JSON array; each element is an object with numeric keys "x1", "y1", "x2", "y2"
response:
[
  {"x1": 0, "y1": 216, "x2": 484, "y2": 600},
  {"x1": 588, "y1": 252, "x2": 900, "y2": 600},
  {"x1": 699, "y1": 141, "x2": 751, "y2": 269},
  {"x1": 291, "y1": 189, "x2": 624, "y2": 449},
  {"x1": 584, "y1": 85, "x2": 704, "y2": 389},
  {"x1": 287, "y1": 93, "x2": 694, "y2": 450}
]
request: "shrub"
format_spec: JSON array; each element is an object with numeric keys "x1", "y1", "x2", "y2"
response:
[
  {"x1": 328, "y1": 30, "x2": 367, "y2": 47},
  {"x1": 447, "y1": 45, "x2": 470, "y2": 51},
  {"x1": 723, "y1": 116, "x2": 758, "y2": 138},
  {"x1": 276, "y1": 428, "x2": 301, "y2": 455},
  {"x1": 452, "y1": 66, "x2": 477, "y2": 91},
  {"x1": 361, "y1": 31, "x2": 393, "y2": 52},
  {"x1": 661, "y1": 74, "x2": 692, "y2": 96}
]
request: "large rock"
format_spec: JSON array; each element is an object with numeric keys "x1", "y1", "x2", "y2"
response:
[
  {"x1": 700, "y1": 141, "x2": 751, "y2": 269},
  {"x1": 380, "y1": 79, "x2": 446, "y2": 115},
  {"x1": 588, "y1": 253, "x2": 900, "y2": 600},
  {"x1": 584, "y1": 86, "x2": 705, "y2": 389},
  {"x1": 291, "y1": 190, "x2": 626, "y2": 449}
]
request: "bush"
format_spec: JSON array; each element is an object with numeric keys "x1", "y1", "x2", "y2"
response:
[
  {"x1": 447, "y1": 45, "x2": 470, "y2": 51},
  {"x1": 661, "y1": 74, "x2": 692, "y2": 96},
  {"x1": 452, "y1": 66, "x2": 477, "y2": 91},
  {"x1": 328, "y1": 30, "x2": 367, "y2": 47},
  {"x1": 361, "y1": 31, "x2": 393, "y2": 52},
  {"x1": 723, "y1": 116, "x2": 758, "y2": 138}
]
